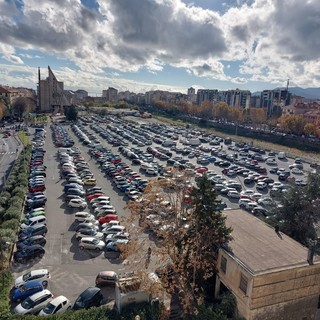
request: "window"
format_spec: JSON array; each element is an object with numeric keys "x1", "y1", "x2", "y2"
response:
[
  {"x1": 220, "y1": 256, "x2": 227, "y2": 274},
  {"x1": 239, "y1": 273, "x2": 248, "y2": 294}
]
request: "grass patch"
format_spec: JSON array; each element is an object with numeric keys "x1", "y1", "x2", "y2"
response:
[{"x1": 17, "y1": 131, "x2": 29, "y2": 146}]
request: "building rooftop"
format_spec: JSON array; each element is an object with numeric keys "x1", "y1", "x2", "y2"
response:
[{"x1": 223, "y1": 209, "x2": 320, "y2": 275}]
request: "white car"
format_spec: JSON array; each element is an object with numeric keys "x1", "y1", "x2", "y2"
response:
[
  {"x1": 14, "y1": 290, "x2": 54, "y2": 314},
  {"x1": 239, "y1": 198, "x2": 252, "y2": 208},
  {"x1": 251, "y1": 192, "x2": 263, "y2": 201},
  {"x1": 91, "y1": 200, "x2": 111, "y2": 209},
  {"x1": 291, "y1": 167, "x2": 303, "y2": 175},
  {"x1": 102, "y1": 225, "x2": 126, "y2": 235},
  {"x1": 68, "y1": 199, "x2": 87, "y2": 209},
  {"x1": 74, "y1": 212, "x2": 93, "y2": 223},
  {"x1": 244, "y1": 201, "x2": 258, "y2": 211},
  {"x1": 101, "y1": 220, "x2": 120, "y2": 230},
  {"x1": 105, "y1": 232, "x2": 130, "y2": 244},
  {"x1": 266, "y1": 158, "x2": 277, "y2": 165},
  {"x1": 146, "y1": 167, "x2": 158, "y2": 175},
  {"x1": 39, "y1": 295, "x2": 71, "y2": 315},
  {"x1": 128, "y1": 190, "x2": 142, "y2": 201},
  {"x1": 90, "y1": 196, "x2": 111, "y2": 206},
  {"x1": 227, "y1": 190, "x2": 240, "y2": 199},
  {"x1": 258, "y1": 197, "x2": 274, "y2": 206},
  {"x1": 14, "y1": 269, "x2": 51, "y2": 288},
  {"x1": 79, "y1": 237, "x2": 105, "y2": 251},
  {"x1": 76, "y1": 229, "x2": 104, "y2": 241},
  {"x1": 240, "y1": 189, "x2": 255, "y2": 196},
  {"x1": 94, "y1": 205, "x2": 115, "y2": 215},
  {"x1": 256, "y1": 182, "x2": 267, "y2": 190}
]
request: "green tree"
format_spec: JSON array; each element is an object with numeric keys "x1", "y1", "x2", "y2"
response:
[
  {"x1": 178, "y1": 175, "x2": 232, "y2": 312},
  {"x1": 64, "y1": 105, "x2": 78, "y2": 121},
  {"x1": 272, "y1": 171, "x2": 320, "y2": 245},
  {"x1": 0, "y1": 229, "x2": 16, "y2": 269}
]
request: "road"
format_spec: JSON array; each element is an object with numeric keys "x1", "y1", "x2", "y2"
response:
[{"x1": 0, "y1": 133, "x2": 22, "y2": 193}]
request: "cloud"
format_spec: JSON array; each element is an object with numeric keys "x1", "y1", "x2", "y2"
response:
[{"x1": 0, "y1": 0, "x2": 319, "y2": 90}]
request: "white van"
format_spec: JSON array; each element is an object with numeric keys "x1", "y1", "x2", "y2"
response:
[
  {"x1": 278, "y1": 152, "x2": 286, "y2": 159},
  {"x1": 20, "y1": 216, "x2": 47, "y2": 229}
]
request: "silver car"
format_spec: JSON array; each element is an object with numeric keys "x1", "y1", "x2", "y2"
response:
[{"x1": 79, "y1": 237, "x2": 105, "y2": 251}]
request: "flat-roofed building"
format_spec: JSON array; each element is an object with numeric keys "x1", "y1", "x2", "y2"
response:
[{"x1": 216, "y1": 209, "x2": 320, "y2": 320}]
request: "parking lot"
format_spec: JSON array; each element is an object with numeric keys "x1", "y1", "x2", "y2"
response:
[{"x1": 10, "y1": 114, "x2": 315, "y2": 309}]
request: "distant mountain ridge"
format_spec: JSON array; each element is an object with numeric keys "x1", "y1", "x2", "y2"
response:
[{"x1": 252, "y1": 87, "x2": 320, "y2": 99}]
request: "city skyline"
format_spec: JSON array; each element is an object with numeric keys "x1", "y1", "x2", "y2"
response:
[{"x1": 0, "y1": 0, "x2": 319, "y2": 95}]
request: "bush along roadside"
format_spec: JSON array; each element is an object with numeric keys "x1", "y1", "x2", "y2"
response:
[{"x1": 0, "y1": 145, "x2": 32, "y2": 270}]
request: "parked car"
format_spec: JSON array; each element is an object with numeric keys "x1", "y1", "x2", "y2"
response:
[
  {"x1": 82, "y1": 178, "x2": 97, "y2": 186},
  {"x1": 14, "y1": 245, "x2": 45, "y2": 263},
  {"x1": 95, "y1": 271, "x2": 119, "y2": 287},
  {"x1": 105, "y1": 239, "x2": 129, "y2": 252},
  {"x1": 16, "y1": 235, "x2": 46, "y2": 250},
  {"x1": 11, "y1": 280, "x2": 44, "y2": 302},
  {"x1": 39, "y1": 295, "x2": 71, "y2": 315},
  {"x1": 72, "y1": 287, "x2": 103, "y2": 310},
  {"x1": 74, "y1": 211, "x2": 93, "y2": 223},
  {"x1": 18, "y1": 224, "x2": 48, "y2": 241},
  {"x1": 98, "y1": 214, "x2": 118, "y2": 225},
  {"x1": 78, "y1": 237, "x2": 105, "y2": 251},
  {"x1": 76, "y1": 228, "x2": 104, "y2": 241},
  {"x1": 14, "y1": 269, "x2": 51, "y2": 288},
  {"x1": 68, "y1": 198, "x2": 87, "y2": 209},
  {"x1": 13, "y1": 290, "x2": 54, "y2": 315}
]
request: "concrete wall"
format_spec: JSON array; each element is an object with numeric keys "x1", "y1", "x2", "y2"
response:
[
  {"x1": 251, "y1": 264, "x2": 320, "y2": 320},
  {"x1": 216, "y1": 252, "x2": 254, "y2": 319},
  {"x1": 216, "y1": 250, "x2": 320, "y2": 320}
]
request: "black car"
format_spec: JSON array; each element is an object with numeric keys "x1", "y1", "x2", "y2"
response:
[
  {"x1": 72, "y1": 287, "x2": 103, "y2": 310},
  {"x1": 14, "y1": 244, "x2": 45, "y2": 263},
  {"x1": 27, "y1": 199, "x2": 47, "y2": 210},
  {"x1": 16, "y1": 235, "x2": 46, "y2": 250}
]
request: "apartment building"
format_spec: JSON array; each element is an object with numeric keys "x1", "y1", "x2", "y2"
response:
[
  {"x1": 216, "y1": 209, "x2": 320, "y2": 320},
  {"x1": 102, "y1": 87, "x2": 118, "y2": 103},
  {"x1": 197, "y1": 89, "x2": 219, "y2": 105},
  {"x1": 218, "y1": 89, "x2": 251, "y2": 108}
]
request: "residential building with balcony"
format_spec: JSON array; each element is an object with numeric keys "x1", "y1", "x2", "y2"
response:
[{"x1": 102, "y1": 87, "x2": 118, "y2": 103}]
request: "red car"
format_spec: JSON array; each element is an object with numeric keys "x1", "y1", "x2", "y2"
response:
[
  {"x1": 98, "y1": 214, "x2": 118, "y2": 224},
  {"x1": 195, "y1": 167, "x2": 208, "y2": 174},
  {"x1": 86, "y1": 193, "x2": 105, "y2": 201},
  {"x1": 29, "y1": 185, "x2": 46, "y2": 192}
]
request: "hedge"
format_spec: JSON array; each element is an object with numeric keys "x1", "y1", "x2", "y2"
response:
[
  {"x1": 3, "y1": 207, "x2": 21, "y2": 221},
  {"x1": 0, "y1": 270, "x2": 13, "y2": 318},
  {"x1": 1, "y1": 219, "x2": 20, "y2": 231}
]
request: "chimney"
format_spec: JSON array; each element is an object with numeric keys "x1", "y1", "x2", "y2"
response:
[{"x1": 307, "y1": 245, "x2": 315, "y2": 265}]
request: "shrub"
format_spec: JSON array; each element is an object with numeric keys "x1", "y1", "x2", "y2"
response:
[
  {"x1": 8, "y1": 196, "x2": 24, "y2": 208},
  {"x1": 0, "y1": 205, "x2": 5, "y2": 216},
  {"x1": 4, "y1": 184, "x2": 14, "y2": 194},
  {"x1": 0, "y1": 270, "x2": 13, "y2": 317},
  {"x1": 1, "y1": 219, "x2": 20, "y2": 231},
  {"x1": 3, "y1": 208, "x2": 21, "y2": 221},
  {"x1": 1, "y1": 192, "x2": 11, "y2": 201},
  {"x1": 0, "y1": 197, "x2": 8, "y2": 207}
]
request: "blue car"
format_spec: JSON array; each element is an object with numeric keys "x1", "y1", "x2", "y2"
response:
[{"x1": 11, "y1": 280, "x2": 44, "y2": 302}]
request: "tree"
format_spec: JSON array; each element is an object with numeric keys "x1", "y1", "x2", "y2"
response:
[
  {"x1": 64, "y1": 105, "x2": 78, "y2": 121},
  {"x1": 271, "y1": 171, "x2": 320, "y2": 246},
  {"x1": 12, "y1": 97, "x2": 31, "y2": 120},
  {"x1": 177, "y1": 175, "x2": 232, "y2": 313},
  {"x1": 126, "y1": 172, "x2": 232, "y2": 316}
]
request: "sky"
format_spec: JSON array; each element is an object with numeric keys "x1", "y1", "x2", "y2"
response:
[{"x1": 0, "y1": 0, "x2": 320, "y2": 96}]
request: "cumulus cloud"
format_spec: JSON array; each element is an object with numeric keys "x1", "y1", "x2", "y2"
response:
[{"x1": 0, "y1": 0, "x2": 319, "y2": 90}]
